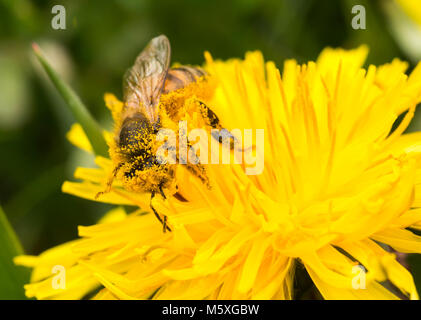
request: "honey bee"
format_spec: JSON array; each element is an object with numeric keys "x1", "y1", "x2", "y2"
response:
[{"x1": 96, "y1": 35, "x2": 237, "y2": 232}]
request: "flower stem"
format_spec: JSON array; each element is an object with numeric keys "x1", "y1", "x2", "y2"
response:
[{"x1": 32, "y1": 43, "x2": 108, "y2": 157}]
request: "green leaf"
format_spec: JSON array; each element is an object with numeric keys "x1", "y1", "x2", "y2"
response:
[
  {"x1": 0, "y1": 205, "x2": 30, "y2": 299},
  {"x1": 32, "y1": 43, "x2": 108, "y2": 157}
]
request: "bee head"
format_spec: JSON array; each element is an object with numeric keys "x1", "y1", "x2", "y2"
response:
[{"x1": 120, "y1": 155, "x2": 176, "y2": 193}]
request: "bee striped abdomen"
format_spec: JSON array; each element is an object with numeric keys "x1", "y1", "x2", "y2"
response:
[{"x1": 163, "y1": 66, "x2": 205, "y2": 93}]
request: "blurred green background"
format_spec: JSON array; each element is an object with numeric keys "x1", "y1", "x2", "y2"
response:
[{"x1": 1, "y1": 0, "x2": 421, "y2": 298}]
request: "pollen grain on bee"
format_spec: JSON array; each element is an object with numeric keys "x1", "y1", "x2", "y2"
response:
[{"x1": 155, "y1": 120, "x2": 265, "y2": 175}]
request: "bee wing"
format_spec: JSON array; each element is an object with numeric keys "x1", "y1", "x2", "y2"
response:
[{"x1": 123, "y1": 35, "x2": 171, "y2": 124}]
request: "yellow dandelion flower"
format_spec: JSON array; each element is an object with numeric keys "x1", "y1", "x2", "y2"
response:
[{"x1": 15, "y1": 45, "x2": 421, "y2": 300}]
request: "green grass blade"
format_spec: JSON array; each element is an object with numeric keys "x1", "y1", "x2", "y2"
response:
[
  {"x1": 0, "y1": 205, "x2": 30, "y2": 299},
  {"x1": 32, "y1": 43, "x2": 108, "y2": 157}
]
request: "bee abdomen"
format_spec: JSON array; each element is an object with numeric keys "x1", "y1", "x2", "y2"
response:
[{"x1": 163, "y1": 66, "x2": 206, "y2": 93}]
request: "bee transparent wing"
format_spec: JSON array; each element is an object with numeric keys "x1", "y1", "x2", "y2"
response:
[{"x1": 123, "y1": 35, "x2": 171, "y2": 124}]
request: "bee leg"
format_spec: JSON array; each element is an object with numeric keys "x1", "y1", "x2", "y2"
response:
[
  {"x1": 174, "y1": 191, "x2": 188, "y2": 202},
  {"x1": 150, "y1": 191, "x2": 171, "y2": 233},
  {"x1": 173, "y1": 184, "x2": 188, "y2": 202},
  {"x1": 158, "y1": 185, "x2": 170, "y2": 232},
  {"x1": 180, "y1": 142, "x2": 211, "y2": 189},
  {"x1": 187, "y1": 163, "x2": 210, "y2": 189},
  {"x1": 159, "y1": 184, "x2": 167, "y2": 199},
  {"x1": 197, "y1": 101, "x2": 250, "y2": 151},
  {"x1": 95, "y1": 163, "x2": 123, "y2": 199},
  {"x1": 162, "y1": 215, "x2": 168, "y2": 233}
]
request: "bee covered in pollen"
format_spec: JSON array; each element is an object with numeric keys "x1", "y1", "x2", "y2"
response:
[{"x1": 96, "y1": 35, "x2": 238, "y2": 232}]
